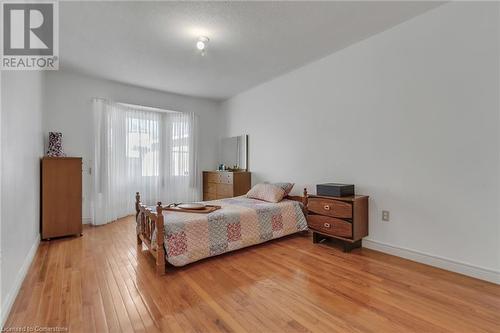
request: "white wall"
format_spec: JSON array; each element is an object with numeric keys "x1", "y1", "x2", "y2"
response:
[
  {"x1": 1, "y1": 71, "x2": 45, "y2": 323},
  {"x1": 222, "y1": 2, "x2": 500, "y2": 281},
  {"x1": 44, "y1": 70, "x2": 222, "y2": 221}
]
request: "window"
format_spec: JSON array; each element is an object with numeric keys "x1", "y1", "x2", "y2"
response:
[
  {"x1": 172, "y1": 144, "x2": 189, "y2": 176},
  {"x1": 123, "y1": 113, "x2": 192, "y2": 178},
  {"x1": 170, "y1": 120, "x2": 190, "y2": 176},
  {"x1": 126, "y1": 115, "x2": 160, "y2": 177},
  {"x1": 92, "y1": 98, "x2": 199, "y2": 225}
]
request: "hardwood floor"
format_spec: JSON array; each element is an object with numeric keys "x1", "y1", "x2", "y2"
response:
[{"x1": 4, "y1": 216, "x2": 500, "y2": 332}]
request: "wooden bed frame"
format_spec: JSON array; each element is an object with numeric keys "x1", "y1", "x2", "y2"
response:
[{"x1": 135, "y1": 189, "x2": 308, "y2": 275}]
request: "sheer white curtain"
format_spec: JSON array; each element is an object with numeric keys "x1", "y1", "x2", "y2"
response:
[{"x1": 92, "y1": 98, "x2": 200, "y2": 225}]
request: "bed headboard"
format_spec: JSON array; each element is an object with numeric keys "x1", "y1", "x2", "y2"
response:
[{"x1": 285, "y1": 188, "x2": 308, "y2": 207}]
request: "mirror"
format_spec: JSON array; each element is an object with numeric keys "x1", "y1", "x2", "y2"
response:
[{"x1": 219, "y1": 135, "x2": 248, "y2": 171}]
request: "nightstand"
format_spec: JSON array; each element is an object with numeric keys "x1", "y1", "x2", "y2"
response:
[{"x1": 307, "y1": 195, "x2": 369, "y2": 252}]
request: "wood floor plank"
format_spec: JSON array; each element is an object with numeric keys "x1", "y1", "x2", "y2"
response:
[
  {"x1": 69, "y1": 269, "x2": 84, "y2": 332},
  {"x1": 3, "y1": 216, "x2": 499, "y2": 332},
  {"x1": 94, "y1": 256, "x2": 122, "y2": 333}
]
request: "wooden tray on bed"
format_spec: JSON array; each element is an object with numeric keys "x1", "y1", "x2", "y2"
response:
[{"x1": 163, "y1": 204, "x2": 221, "y2": 214}]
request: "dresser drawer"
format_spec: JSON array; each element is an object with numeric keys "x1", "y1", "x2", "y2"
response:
[
  {"x1": 219, "y1": 172, "x2": 233, "y2": 184},
  {"x1": 307, "y1": 215, "x2": 352, "y2": 238},
  {"x1": 216, "y1": 184, "x2": 233, "y2": 197},
  {"x1": 205, "y1": 182, "x2": 217, "y2": 194},
  {"x1": 203, "y1": 192, "x2": 217, "y2": 201},
  {"x1": 308, "y1": 197, "x2": 352, "y2": 219},
  {"x1": 206, "y1": 172, "x2": 220, "y2": 183}
]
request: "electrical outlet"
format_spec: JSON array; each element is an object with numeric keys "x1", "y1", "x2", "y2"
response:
[{"x1": 382, "y1": 210, "x2": 390, "y2": 221}]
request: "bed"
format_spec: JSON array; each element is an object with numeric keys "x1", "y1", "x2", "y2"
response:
[{"x1": 135, "y1": 190, "x2": 308, "y2": 275}]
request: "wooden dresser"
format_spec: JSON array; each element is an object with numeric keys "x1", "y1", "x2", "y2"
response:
[
  {"x1": 307, "y1": 195, "x2": 368, "y2": 251},
  {"x1": 41, "y1": 157, "x2": 82, "y2": 240},
  {"x1": 203, "y1": 171, "x2": 251, "y2": 200}
]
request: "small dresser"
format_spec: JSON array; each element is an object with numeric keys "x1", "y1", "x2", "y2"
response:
[
  {"x1": 203, "y1": 171, "x2": 251, "y2": 200},
  {"x1": 307, "y1": 195, "x2": 368, "y2": 251}
]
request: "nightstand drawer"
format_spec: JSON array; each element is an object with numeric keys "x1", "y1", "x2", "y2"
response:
[
  {"x1": 308, "y1": 197, "x2": 352, "y2": 219},
  {"x1": 307, "y1": 215, "x2": 352, "y2": 238}
]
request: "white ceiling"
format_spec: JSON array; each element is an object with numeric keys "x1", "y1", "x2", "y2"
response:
[{"x1": 60, "y1": 1, "x2": 443, "y2": 100}]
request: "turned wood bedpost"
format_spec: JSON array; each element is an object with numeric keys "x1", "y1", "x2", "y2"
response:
[
  {"x1": 156, "y1": 202, "x2": 166, "y2": 275},
  {"x1": 135, "y1": 192, "x2": 141, "y2": 219},
  {"x1": 303, "y1": 188, "x2": 308, "y2": 207},
  {"x1": 135, "y1": 192, "x2": 142, "y2": 245}
]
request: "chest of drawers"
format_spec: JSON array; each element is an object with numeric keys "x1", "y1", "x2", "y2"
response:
[
  {"x1": 307, "y1": 194, "x2": 368, "y2": 251},
  {"x1": 203, "y1": 171, "x2": 251, "y2": 200},
  {"x1": 41, "y1": 157, "x2": 83, "y2": 240}
]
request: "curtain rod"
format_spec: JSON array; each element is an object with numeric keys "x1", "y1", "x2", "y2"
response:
[
  {"x1": 92, "y1": 97, "x2": 181, "y2": 114},
  {"x1": 117, "y1": 102, "x2": 180, "y2": 114}
]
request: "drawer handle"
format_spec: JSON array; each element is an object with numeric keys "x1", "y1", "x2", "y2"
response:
[
  {"x1": 324, "y1": 222, "x2": 331, "y2": 228},
  {"x1": 323, "y1": 205, "x2": 331, "y2": 211}
]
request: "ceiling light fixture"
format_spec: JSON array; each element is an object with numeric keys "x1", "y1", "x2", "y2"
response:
[{"x1": 196, "y1": 36, "x2": 209, "y2": 55}]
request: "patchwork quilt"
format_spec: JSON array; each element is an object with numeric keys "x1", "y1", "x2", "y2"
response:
[{"x1": 142, "y1": 196, "x2": 308, "y2": 267}]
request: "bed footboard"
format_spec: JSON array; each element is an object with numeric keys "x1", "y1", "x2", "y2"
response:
[{"x1": 135, "y1": 192, "x2": 166, "y2": 275}]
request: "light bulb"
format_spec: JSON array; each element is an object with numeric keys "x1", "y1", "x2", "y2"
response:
[
  {"x1": 196, "y1": 36, "x2": 209, "y2": 52},
  {"x1": 196, "y1": 41, "x2": 205, "y2": 50}
]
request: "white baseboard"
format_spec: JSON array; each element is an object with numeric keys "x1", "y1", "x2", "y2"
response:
[
  {"x1": 363, "y1": 239, "x2": 500, "y2": 285},
  {"x1": 1, "y1": 238, "x2": 40, "y2": 327}
]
